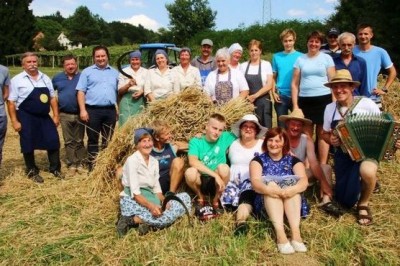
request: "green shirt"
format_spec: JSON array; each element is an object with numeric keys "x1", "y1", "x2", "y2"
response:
[{"x1": 188, "y1": 131, "x2": 236, "y2": 171}]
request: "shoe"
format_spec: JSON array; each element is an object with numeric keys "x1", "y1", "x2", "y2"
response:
[
  {"x1": 356, "y1": 205, "x2": 373, "y2": 226},
  {"x1": 138, "y1": 223, "x2": 151, "y2": 236},
  {"x1": 319, "y1": 202, "x2": 344, "y2": 218},
  {"x1": 29, "y1": 173, "x2": 44, "y2": 183},
  {"x1": 164, "y1": 191, "x2": 175, "y2": 198},
  {"x1": 373, "y1": 181, "x2": 381, "y2": 193},
  {"x1": 116, "y1": 215, "x2": 132, "y2": 237},
  {"x1": 234, "y1": 222, "x2": 250, "y2": 236},
  {"x1": 290, "y1": 241, "x2": 307, "y2": 252},
  {"x1": 51, "y1": 170, "x2": 65, "y2": 179},
  {"x1": 195, "y1": 202, "x2": 218, "y2": 221},
  {"x1": 277, "y1": 242, "x2": 295, "y2": 254}
]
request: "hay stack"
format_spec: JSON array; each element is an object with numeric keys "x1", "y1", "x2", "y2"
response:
[
  {"x1": 380, "y1": 75, "x2": 400, "y2": 118},
  {"x1": 91, "y1": 87, "x2": 254, "y2": 196}
]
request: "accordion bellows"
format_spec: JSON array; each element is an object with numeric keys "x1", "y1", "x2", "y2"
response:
[{"x1": 335, "y1": 113, "x2": 400, "y2": 162}]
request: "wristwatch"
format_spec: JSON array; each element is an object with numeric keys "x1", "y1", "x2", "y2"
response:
[{"x1": 382, "y1": 87, "x2": 388, "y2": 93}]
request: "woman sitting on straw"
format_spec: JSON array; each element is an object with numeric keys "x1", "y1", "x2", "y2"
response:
[
  {"x1": 250, "y1": 127, "x2": 308, "y2": 254},
  {"x1": 116, "y1": 128, "x2": 191, "y2": 237},
  {"x1": 219, "y1": 114, "x2": 267, "y2": 236}
]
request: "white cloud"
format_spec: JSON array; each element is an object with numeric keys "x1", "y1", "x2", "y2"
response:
[
  {"x1": 325, "y1": 0, "x2": 338, "y2": 4},
  {"x1": 102, "y1": 2, "x2": 116, "y2": 11},
  {"x1": 123, "y1": 0, "x2": 145, "y2": 7},
  {"x1": 314, "y1": 7, "x2": 331, "y2": 16},
  {"x1": 287, "y1": 9, "x2": 306, "y2": 17},
  {"x1": 121, "y1": 14, "x2": 161, "y2": 32}
]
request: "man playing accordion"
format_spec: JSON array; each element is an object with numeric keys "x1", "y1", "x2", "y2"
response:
[{"x1": 322, "y1": 69, "x2": 400, "y2": 226}]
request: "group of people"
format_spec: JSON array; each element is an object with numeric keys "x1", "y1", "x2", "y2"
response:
[{"x1": 0, "y1": 23, "x2": 399, "y2": 254}]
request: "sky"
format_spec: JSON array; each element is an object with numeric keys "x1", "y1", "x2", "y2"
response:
[{"x1": 29, "y1": 0, "x2": 339, "y2": 32}]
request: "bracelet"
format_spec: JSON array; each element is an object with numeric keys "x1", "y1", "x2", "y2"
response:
[{"x1": 382, "y1": 87, "x2": 388, "y2": 93}]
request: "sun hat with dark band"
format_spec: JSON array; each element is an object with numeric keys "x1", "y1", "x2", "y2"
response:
[
  {"x1": 279, "y1": 109, "x2": 312, "y2": 126},
  {"x1": 231, "y1": 114, "x2": 268, "y2": 138},
  {"x1": 324, "y1": 69, "x2": 360, "y2": 88}
]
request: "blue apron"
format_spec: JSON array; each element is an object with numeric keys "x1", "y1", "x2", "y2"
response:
[
  {"x1": 17, "y1": 83, "x2": 60, "y2": 153},
  {"x1": 330, "y1": 110, "x2": 361, "y2": 208}
]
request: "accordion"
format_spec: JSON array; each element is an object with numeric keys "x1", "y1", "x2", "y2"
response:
[{"x1": 335, "y1": 112, "x2": 400, "y2": 162}]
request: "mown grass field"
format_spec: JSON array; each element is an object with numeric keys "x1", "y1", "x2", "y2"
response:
[{"x1": 0, "y1": 68, "x2": 399, "y2": 265}]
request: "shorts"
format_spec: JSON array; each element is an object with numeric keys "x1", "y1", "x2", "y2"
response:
[
  {"x1": 200, "y1": 174, "x2": 216, "y2": 197},
  {"x1": 299, "y1": 94, "x2": 332, "y2": 124}
]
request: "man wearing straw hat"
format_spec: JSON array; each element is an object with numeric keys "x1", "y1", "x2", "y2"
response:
[
  {"x1": 322, "y1": 69, "x2": 382, "y2": 225},
  {"x1": 279, "y1": 109, "x2": 341, "y2": 217}
]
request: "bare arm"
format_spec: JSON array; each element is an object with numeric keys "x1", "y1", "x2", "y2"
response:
[
  {"x1": 6, "y1": 100, "x2": 21, "y2": 132},
  {"x1": 50, "y1": 97, "x2": 60, "y2": 127},
  {"x1": 291, "y1": 68, "x2": 300, "y2": 109},
  {"x1": 305, "y1": 136, "x2": 333, "y2": 198},
  {"x1": 2, "y1": 85, "x2": 9, "y2": 101},
  {"x1": 250, "y1": 160, "x2": 283, "y2": 198},
  {"x1": 77, "y1": 91, "x2": 88, "y2": 122},
  {"x1": 327, "y1": 66, "x2": 336, "y2": 101},
  {"x1": 272, "y1": 73, "x2": 281, "y2": 103}
]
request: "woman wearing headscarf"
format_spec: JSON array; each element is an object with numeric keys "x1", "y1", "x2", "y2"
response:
[
  {"x1": 228, "y1": 43, "x2": 243, "y2": 69},
  {"x1": 117, "y1": 50, "x2": 148, "y2": 126},
  {"x1": 204, "y1": 47, "x2": 249, "y2": 104},
  {"x1": 144, "y1": 49, "x2": 180, "y2": 102}
]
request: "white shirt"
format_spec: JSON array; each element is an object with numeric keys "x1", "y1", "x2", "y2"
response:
[
  {"x1": 144, "y1": 68, "x2": 180, "y2": 99},
  {"x1": 118, "y1": 66, "x2": 148, "y2": 92},
  {"x1": 173, "y1": 64, "x2": 202, "y2": 90},
  {"x1": 240, "y1": 60, "x2": 273, "y2": 86},
  {"x1": 120, "y1": 150, "x2": 162, "y2": 198}
]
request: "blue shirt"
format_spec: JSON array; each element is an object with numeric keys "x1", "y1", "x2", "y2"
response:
[
  {"x1": 76, "y1": 64, "x2": 119, "y2": 106},
  {"x1": 353, "y1": 45, "x2": 393, "y2": 101},
  {"x1": 333, "y1": 55, "x2": 368, "y2": 96},
  {"x1": 272, "y1": 51, "x2": 303, "y2": 97},
  {"x1": 52, "y1": 72, "x2": 81, "y2": 113},
  {"x1": 293, "y1": 53, "x2": 334, "y2": 97}
]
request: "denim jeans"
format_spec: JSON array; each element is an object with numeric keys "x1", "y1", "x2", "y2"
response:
[{"x1": 274, "y1": 94, "x2": 292, "y2": 128}]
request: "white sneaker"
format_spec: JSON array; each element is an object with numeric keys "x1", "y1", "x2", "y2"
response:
[
  {"x1": 291, "y1": 240, "x2": 307, "y2": 252},
  {"x1": 277, "y1": 242, "x2": 295, "y2": 254}
]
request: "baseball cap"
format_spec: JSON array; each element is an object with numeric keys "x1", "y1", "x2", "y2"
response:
[
  {"x1": 327, "y1": 27, "x2": 340, "y2": 36},
  {"x1": 201, "y1": 39, "x2": 213, "y2": 46}
]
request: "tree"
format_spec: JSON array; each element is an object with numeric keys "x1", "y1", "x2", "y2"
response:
[
  {"x1": 165, "y1": 0, "x2": 217, "y2": 45},
  {"x1": 0, "y1": 0, "x2": 36, "y2": 57},
  {"x1": 64, "y1": 6, "x2": 102, "y2": 46},
  {"x1": 35, "y1": 18, "x2": 64, "y2": 51},
  {"x1": 327, "y1": 0, "x2": 400, "y2": 68}
]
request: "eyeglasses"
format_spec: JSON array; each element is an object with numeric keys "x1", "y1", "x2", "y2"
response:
[{"x1": 241, "y1": 125, "x2": 257, "y2": 130}]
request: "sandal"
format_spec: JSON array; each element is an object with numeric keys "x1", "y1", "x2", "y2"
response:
[
  {"x1": 356, "y1": 205, "x2": 373, "y2": 226},
  {"x1": 319, "y1": 202, "x2": 344, "y2": 218}
]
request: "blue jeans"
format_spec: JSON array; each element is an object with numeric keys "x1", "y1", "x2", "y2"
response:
[{"x1": 274, "y1": 94, "x2": 292, "y2": 128}]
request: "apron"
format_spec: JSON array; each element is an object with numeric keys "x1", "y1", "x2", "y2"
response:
[
  {"x1": 118, "y1": 92, "x2": 145, "y2": 126},
  {"x1": 330, "y1": 109, "x2": 361, "y2": 208},
  {"x1": 244, "y1": 61, "x2": 272, "y2": 128},
  {"x1": 17, "y1": 80, "x2": 60, "y2": 153},
  {"x1": 214, "y1": 69, "x2": 233, "y2": 104}
]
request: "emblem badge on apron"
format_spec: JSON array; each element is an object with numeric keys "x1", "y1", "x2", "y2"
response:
[{"x1": 40, "y1": 93, "x2": 48, "y2": 103}]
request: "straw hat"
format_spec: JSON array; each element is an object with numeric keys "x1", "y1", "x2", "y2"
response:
[
  {"x1": 231, "y1": 114, "x2": 268, "y2": 138},
  {"x1": 279, "y1": 109, "x2": 312, "y2": 126},
  {"x1": 324, "y1": 69, "x2": 360, "y2": 88}
]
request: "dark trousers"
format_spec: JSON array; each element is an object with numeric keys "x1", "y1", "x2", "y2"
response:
[
  {"x1": 23, "y1": 149, "x2": 61, "y2": 176},
  {"x1": 85, "y1": 106, "x2": 117, "y2": 167}
]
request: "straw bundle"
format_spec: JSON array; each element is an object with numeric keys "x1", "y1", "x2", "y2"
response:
[{"x1": 90, "y1": 87, "x2": 254, "y2": 196}]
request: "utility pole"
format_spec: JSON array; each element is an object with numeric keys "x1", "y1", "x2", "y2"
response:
[{"x1": 262, "y1": 0, "x2": 272, "y2": 24}]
